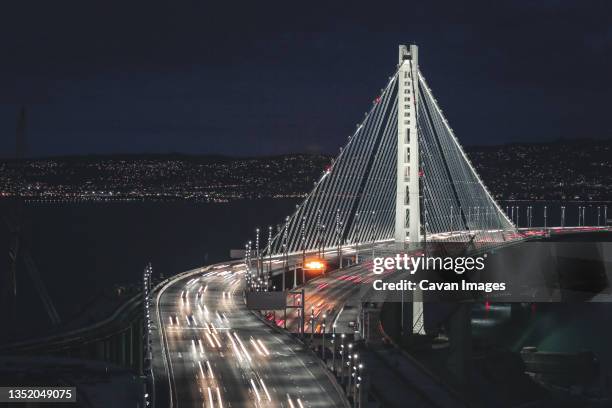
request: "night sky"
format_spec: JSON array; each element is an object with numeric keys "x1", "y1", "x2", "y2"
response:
[{"x1": 1, "y1": 1, "x2": 611, "y2": 158}]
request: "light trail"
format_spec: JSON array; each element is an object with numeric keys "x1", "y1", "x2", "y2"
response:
[
  {"x1": 250, "y1": 379, "x2": 261, "y2": 402},
  {"x1": 211, "y1": 333, "x2": 222, "y2": 348},
  {"x1": 198, "y1": 361, "x2": 205, "y2": 377},
  {"x1": 250, "y1": 338, "x2": 265, "y2": 356},
  {"x1": 205, "y1": 332, "x2": 216, "y2": 348},
  {"x1": 207, "y1": 387, "x2": 215, "y2": 408},
  {"x1": 256, "y1": 339, "x2": 270, "y2": 356},
  {"x1": 259, "y1": 378, "x2": 272, "y2": 402},
  {"x1": 227, "y1": 333, "x2": 243, "y2": 362},
  {"x1": 206, "y1": 360, "x2": 214, "y2": 379},
  {"x1": 216, "y1": 387, "x2": 223, "y2": 408},
  {"x1": 233, "y1": 332, "x2": 252, "y2": 362}
]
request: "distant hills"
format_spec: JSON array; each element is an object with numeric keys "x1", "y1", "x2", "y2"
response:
[
  {"x1": 468, "y1": 139, "x2": 612, "y2": 201},
  {"x1": 1, "y1": 139, "x2": 611, "y2": 202}
]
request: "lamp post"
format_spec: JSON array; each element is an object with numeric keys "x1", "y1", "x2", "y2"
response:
[
  {"x1": 321, "y1": 224, "x2": 326, "y2": 262},
  {"x1": 321, "y1": 314, "x2": 327, "y2": 362},
  {"x1": 340, "y1": 334, "x2": 346, "y2": 381},
  {"x1": 310, "y1": 307, "x2": 315, "y2": 343},
  {"x1": 347, "y1": 350, "x2": 353, "y2": 390},
  {"x1": 351, "y1": 355, "x2": 359, "y2": 404},
  {"x1": 354, "y1": 212, "x2": 360, "y2": 264},
  {"x1": 598, "y1": 206, "x2": 601, "y2": 226},
  {"x1": 301, "y1": 216, "x2": 306, "y2": 285},
  {"x1": 317, "y1": 209, "x2": 322, "y2": 258},
  {"x1": 282, "y1": 216, "x2": 289, "y2": 291},
  {"x1": 296, "y1": 293, "x2": 303, "y2": 337},
  {"x1": 143, "y1": 264, "x2": 152, "y2": 371},
  {"x1": 528, "y1": 206, "x2": 532, "y2": 228},
  {"x1": 345, "y1": 343, "x2": 353, "y2": 387},
  {"x1": 244, "y1": 243, "x2": 250, "y2": 290},
  {"x1": 255, "y1": 228, "x2": 260, "y2": 279},
  {"x1": 352, "y1": 366, "x2": 357, "y2": 405},
  {"x1": 355, "y1": 363, "x2": 363, "y2": 408},
  {"x1": 267, "y1": 226, "x2": 273, "y2": 291},
  {"x1": 336, "y1": 209, "x2": 342, "y2": 269},
  {"x1": 332, "y1": 324, "x2": 337, "y2": 374},
  {"x1": 561, "y1": 206, "x2": 565, "y2": 227}
]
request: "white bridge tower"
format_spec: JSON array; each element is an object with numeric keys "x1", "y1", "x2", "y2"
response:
[
  {"x1": 395, "y1": 45, "x2": 425, "y2": 335},
  {"x1": 395, "y1": 44, "x2": 421, "y2": 246}
]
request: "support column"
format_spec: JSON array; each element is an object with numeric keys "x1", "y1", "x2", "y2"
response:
[
  {"x1": 447, "y1": 304, "x2": 472, "y2": 386},
  {"x1": 395, "y1": 44, "x2": 420, "y2": 246},
  {"x1": 395, "y1": 45, "x2": 424, "y2": 335}
]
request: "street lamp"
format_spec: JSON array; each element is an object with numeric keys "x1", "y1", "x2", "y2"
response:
[
  {"x1": 301, "y1": 216, "x2": 306, "y2": 285},
  {"x1": 310, "y1": 307, "x2": 315, "y2": 343},
  {"x1": 321, "y1": 314, "x2": 327, "y2": 362},
  {"x1": 336, "y1": 209, "x2": 342, "y2": 268},
  {"x1": 255, "y1": 228, "x2": 260, "y2": 278},
  {"x1": 561, "y1": 206, "x2": 566, "y2": 227},
  {"x1": 354, "y1": 212, "x2": 360, "y2": 264},
  {"x1": 347, "y1": 350, "x2": 353, "y2": 390},
  {"x1": 598, "y1": 206, "x2": 601, "y2": 226},
  {"x1": 267, "y1": 225, "x2": 273, "y2": 290},
  {"x1": 332, "y1": 323, "x2": 337, "y2": 374},
  {"x1": 351, "y1": 354, "x2": 359, "y2": 404},
  {"x1": 355, "y1": 363, "x2": 363, "y2": 408},
  {"x1": 340, "y1": 334, "x2": 346, "y2": 382}
]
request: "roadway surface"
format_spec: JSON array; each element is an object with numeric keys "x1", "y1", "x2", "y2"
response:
[
  {"x1": 282, "y1": 260, "x2": 383, "y2": 336},
  {"x1": 283, "y1": 226, "x2": 612, "y2": 335},
  {"x1": 151, "y1": 263, "x2": 346, "y2": 408},
  {"x1": 150, "y1": 226, "x2": 610, "y2": 408}
]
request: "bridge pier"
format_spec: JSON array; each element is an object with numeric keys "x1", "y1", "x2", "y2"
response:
[{"x1": 446, "y1": 304, "x2": 473, "y2": 387}]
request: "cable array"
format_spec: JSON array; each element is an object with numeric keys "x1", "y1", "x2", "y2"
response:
[{"x1": 264, "y1": 69, "x2": 515, "y2": 256}]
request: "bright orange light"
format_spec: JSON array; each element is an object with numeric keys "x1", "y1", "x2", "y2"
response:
[{"x1": 304, "y1": 259, "x2": 326, "y2": 271}]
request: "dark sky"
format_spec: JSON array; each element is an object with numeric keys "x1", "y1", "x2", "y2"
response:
[{"x1": 1, "y1": 1, "x2": 611, "y2": 157}]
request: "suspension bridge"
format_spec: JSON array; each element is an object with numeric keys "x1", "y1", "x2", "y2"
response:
[
  {"x1": 241, "y1": 44, "x2": 523, "y2": 339},
  {"x1": 263, "y1": 44, "x2": 514, "y2": 258},
  {"x1": 6, "y1": 45, "x2": 610, "y2": 408}
]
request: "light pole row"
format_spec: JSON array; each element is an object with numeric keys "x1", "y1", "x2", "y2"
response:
[
  {"x1": 504, "y1": 204, "x2": 609, "y2": 228},
  {"x1": 142, "y1": 264, "x2": 153, "y2": 407}
]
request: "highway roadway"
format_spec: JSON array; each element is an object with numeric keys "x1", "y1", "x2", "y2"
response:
[
  {"x1": 278, "y1": 226, "x2": 612, "y2": 335},
  {"x1": 282, "y1": 261, "x2": 383, "y2": 336},
  {"x1": 149, "y1": 226, "x2": 610, "y2": 408},
  {"x1": 152, "y1": 263, "x2": 346, "y2": 408}
]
